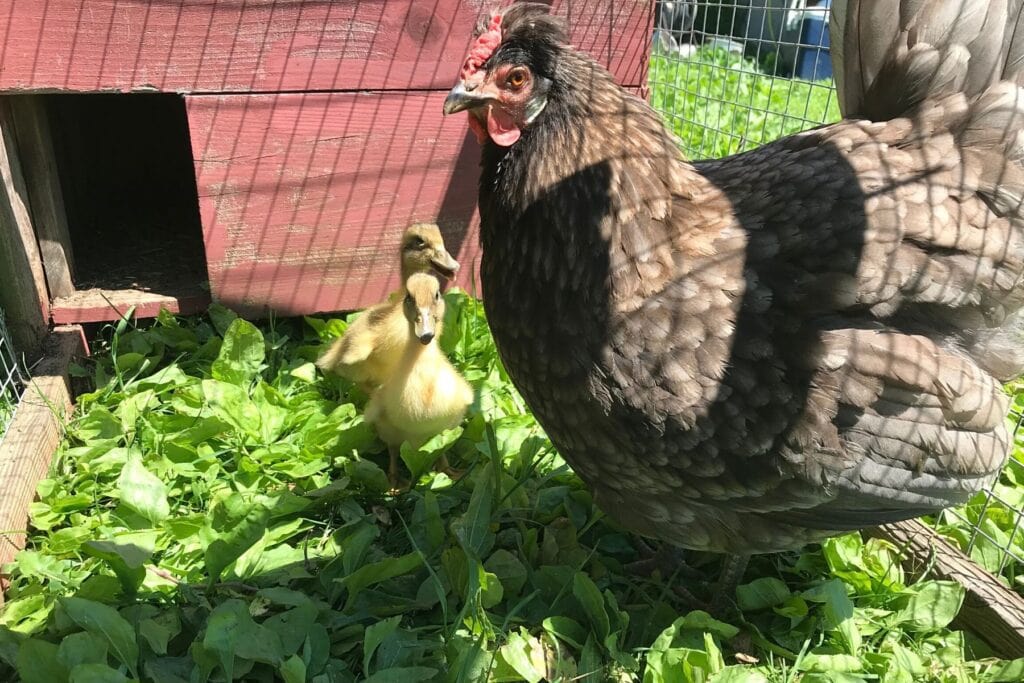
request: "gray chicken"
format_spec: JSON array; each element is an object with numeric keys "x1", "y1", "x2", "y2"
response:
[{"x1": 442, "y1": 0, "x2": 1024, "y2": 593}]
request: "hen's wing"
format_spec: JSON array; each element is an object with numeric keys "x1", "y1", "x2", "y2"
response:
[{"x1": 601, "y1": 85, "x2": 1023, "y2": 538}]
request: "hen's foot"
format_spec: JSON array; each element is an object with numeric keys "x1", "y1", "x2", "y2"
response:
[{"x1": 625, "y1": 540, "x2": 702, "y2": 581}]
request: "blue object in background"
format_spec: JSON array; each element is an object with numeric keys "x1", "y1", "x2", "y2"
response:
[{"x1": 794, "y1": 0, "x2": 832, "y2": 80}]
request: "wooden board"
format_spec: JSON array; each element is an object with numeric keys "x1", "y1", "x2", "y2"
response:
[
  {"x1": 50, "y1": 287, "x2": 211, "y2": 324},
  {"x1": 187, "y1": 90, "x2": 484, "y2": 317},
  {"x1": 188, "y1": 84, "x2": 648, "y2": 317},
  {"x1": 0, "y1": 0, "x2": 651, "y2": 94},
  {"x1": 8, "y1": 96, "x2": 76, "y2": 298},
  {"x1": 868, "y1": 520, "x2": 1024, "y2": 659},
  {"x1": 0, "y1": 325, "x2": 84, "y2": 602},
  {"x1": 0, "y1": 100, "x2": 49, "y2": 352}
]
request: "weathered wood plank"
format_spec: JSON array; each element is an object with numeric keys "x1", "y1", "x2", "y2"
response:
[
  {"x1": 9, "y1": 96, "x2": 76, "y2": 298},
  {"x1": 0, "y1": 325, "x2": 85, "y2": 602},
  {"x1": 0, "y1": 0, "x2": 651, "y2": 94},
  {"x1": 0, "y1": 100, "x2": 49, "y2": 352},
  {"x1": 186, "y1": 90, "x2": 483, "y2": 317},
  {"x1": 187, "y1": 84, "x2": 647, "y2": 318},
  {"x1": 50, "y1": 287, "x2": 211, "y2": 324},
  {"x1": 867, "y1": 520, "x2": 1024, "y2": 659}
]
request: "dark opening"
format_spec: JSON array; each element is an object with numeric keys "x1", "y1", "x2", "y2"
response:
[{"x1": 46, "y1": 93, "x2": 208, "y2": 296}]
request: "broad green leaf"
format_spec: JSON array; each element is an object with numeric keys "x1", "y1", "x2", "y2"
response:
[
  {"x1": 139, "y1": 613, "x2": 180, "y2": 656},
  {"x1": 60, "y1": 598, "x2": 139, "y2": 678},
  {"x1": 802, "y1": 579, "x2": 860, "y2": 654},
  {"x1": 263, "y1": 602, "x2": 318, "y2": 657},
  {"x1": 498, "y1": 630, "x2": 545, "y2": 683},
  {"x1": 797, "y1": 653, "x2": 863, "y2": 673},
  {"x1": 677, "y1": 611, "x2": 739, "y2": 640},
  {"x1": 711, "y1": 668, "x2": 770, "y2": 683},
  {"x1": 116, "y1": 457, "x2": 170, "y2": 524},
  {"x1": 736, "y1": 577, "x2": 790, "y2": 611},
  {"x1": 339, "y1": 552, "x2": 424, "y2": 610},
  {"x1": 203, "y1": 600, "x2": 283, "y2": 679},
  {"x1": 452, "y1": 472, "x2": 495, "y2": 559},
  {"x1": 410, "y1": 491, "x2": 445, "y2": 554},
  {"x1": 485, "y1": 549, "x2": 528, "y2": 597},
  {"x1": 542, "y1": 616, "x2": 588, "y2": 650},
  {"x1": 202, "y1": 495, "x2": 272, "y2": 582},
  {"x1": 986, "y1": 658, "x2": 1024, "y2": 682},
  {"x1": 82, "y1": 534, "x2": 155, "y2": 595},
  {"x1": 57, "y1": 632, "x2": 108, "y2": 670},
  {"x1": 579, "y1": 635, "x2": 604, "y2": 683},
  {"x1": 17, "y1": 638, "x2": 69, "y2": 683},
  {"x1": 364, "y1": 616, "x2": 401, "y2": 676},
  {"x1": 281, "y1": 654, "x2": 307, "y2": 683},
  {"x1": 207, "y1": 303, "x2": 239, "y2": 337},
  {"x1": 362, "y1": 667, "x2": 438, "y2": 683},
  {"x1": 480, "y1": 567, "x2": 505, "y2": 609},
  {"x1": 68, "y1": 663, "x2": 130, "y2": 683},
  {"x1": 400, "y1": 427, "x2": 463, "y2": 480},
  {"x1": 573, "y1": 572, "x2": 610, "y2": 641},
  {"x1": 202, "y1": 379, "x2": 262, "y2": 441},
  {"x1": 896, "y1": 581, "x2": 965, "y2": 631}
]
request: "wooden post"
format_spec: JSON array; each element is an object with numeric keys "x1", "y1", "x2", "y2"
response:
[
  {"x1": 868, "y1": 520, "x2": 1024, "y2": 658},
  {"x1": 9, "y1": 96, "x2": 75, "y2": 298},
  {"x1": 0, "y1": 99, "x2": 50, "y2": 353},
  {"x1": 0, "y1": 325, "x2": 84, "y2": 602}
]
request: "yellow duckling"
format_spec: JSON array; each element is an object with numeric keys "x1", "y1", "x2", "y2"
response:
[
  {"x1": 317, "y1": 223, "x2": 460, "y2": 392},
  {"x1": 364, "y1": 272, "x2": 474, "y2": 488}
]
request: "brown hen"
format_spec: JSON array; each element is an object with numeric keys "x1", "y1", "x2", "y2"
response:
[{"x1": 442, "y1": 1, "x2": 1024, "y2": 588}]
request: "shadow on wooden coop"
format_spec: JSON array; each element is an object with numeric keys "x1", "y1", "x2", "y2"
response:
[{"x1": 0, "y1": 0, "x2": 653, "y2": 355}]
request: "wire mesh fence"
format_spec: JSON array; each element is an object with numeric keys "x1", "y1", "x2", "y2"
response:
[
  {"x1": 0, "y1": 308, "x2": 27, "y2": 445},
  {"x1": 648, "y1": 0, "x2": 1024, "y2": 594},
  {"x1": 650, "y1": 0, "x2": 838, "y2": 160}
]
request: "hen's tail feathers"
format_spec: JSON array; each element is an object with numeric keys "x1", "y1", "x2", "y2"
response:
[{"x1": 830, "y1": 0, "x2": 1024, "y2": 121}]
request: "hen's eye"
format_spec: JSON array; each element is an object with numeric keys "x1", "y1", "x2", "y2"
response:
[{"x1": 507, "y1": 69, "x2": 528, "y2": 89}]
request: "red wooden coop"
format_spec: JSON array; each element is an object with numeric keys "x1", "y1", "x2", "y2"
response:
[{"x1": 0, "y1": 0, "x2": 652, "y2": 350}]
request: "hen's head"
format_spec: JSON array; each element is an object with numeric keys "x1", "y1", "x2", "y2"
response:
[{"x1": 443, "y1": 2, "x2": 567, "y2": 147}]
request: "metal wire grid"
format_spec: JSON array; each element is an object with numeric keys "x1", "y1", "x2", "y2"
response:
[
  {"x1": 648, "y1": 0, "x2": 1024, "y2": 590},
  {"x1": 936, "y1": 408, "x2": 1024, "y2": 591},
  {"x1": 0, "y1": 308, "x2": 27, "y2": 445},
  {"x1": 650, "y1": 0, "x2": 838, "y2": 161}
]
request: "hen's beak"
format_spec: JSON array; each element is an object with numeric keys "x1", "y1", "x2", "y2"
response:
[{"x1": 443, "y1": 82, "x2": 489, "y2": 115}]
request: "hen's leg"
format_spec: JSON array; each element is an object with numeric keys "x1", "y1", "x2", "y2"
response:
[
  {"x1": 625, "y1": 539, "x2": 702, "y2": 580},
  {"x1": 707, "y1": 553, "x2": 750, "y2": 613}
]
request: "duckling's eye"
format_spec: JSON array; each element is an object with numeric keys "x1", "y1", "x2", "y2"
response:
[
  {"x1": 434, "y1": 291, "x2": 441, "y2": 301},
  {"x1": 404, "y1": 294, "x2": 413, "y2": 305},
  {"x1": 411, "y1": 237, "x2": 426, "y2": 249},
  {"x1": 507, "y1": 68, "x2": 528, "y2": 89}
]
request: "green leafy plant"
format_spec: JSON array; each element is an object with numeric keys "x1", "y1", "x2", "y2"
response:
[
  {"x1": 649, "y1": 48, "x2": 841, "y2": 160},
  {"x1": 0, "y1": 297, "x2": 1019, "y2": 681}
]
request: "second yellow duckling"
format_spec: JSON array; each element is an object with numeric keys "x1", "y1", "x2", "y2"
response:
[
  {"x1": 316, "y1": 223, "x2": 460, "y2": 393},
  {"x1": 364, "y1": 273, "x2": 474, "y2": 488}
]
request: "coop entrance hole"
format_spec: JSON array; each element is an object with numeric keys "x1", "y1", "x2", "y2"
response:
[{"x1": 31, "y1": 93, "x2": 209, "y2": 320}]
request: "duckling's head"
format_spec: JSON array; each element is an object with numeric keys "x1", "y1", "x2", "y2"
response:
[
  {"x1": 403, "y1": 273, "x2": 445, "y2": 345},
  {"x1": 400, "y1": 223, "x2": 460, "y2": 283}
]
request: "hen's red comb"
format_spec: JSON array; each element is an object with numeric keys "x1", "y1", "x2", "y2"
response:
[{"x1": 461, "y1": 13, "x2": 503, "y2": 81}]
